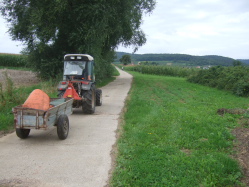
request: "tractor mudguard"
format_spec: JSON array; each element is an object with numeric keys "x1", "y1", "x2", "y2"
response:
[{"x1": 81, "y1": 82, "x2": 94, "y2": 91}]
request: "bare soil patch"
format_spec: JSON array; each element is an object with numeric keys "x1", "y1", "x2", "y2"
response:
[
  {"x1": 217, "y1": 108, "x2": 249, "y2": 185},
  {"x1": 233, "y1": 125, "x2": 249, "y2": 186},
  {"x1": 0, "y1": 69, "x2": 40, "y2": 89}
]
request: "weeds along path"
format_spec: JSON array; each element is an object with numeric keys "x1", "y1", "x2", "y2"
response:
[{"x1": 0, "y1": 67, "x2": 132, "y2": 187}]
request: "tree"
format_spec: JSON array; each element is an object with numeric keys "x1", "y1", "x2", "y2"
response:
[
  {"x1": 0, "y1": 0, "x2": 156, "y2": 79},
  {"x1": 120, "y1": 55, "x2": 131, "y2": 65},
  {"x1": 233, "y1": 60, "x2": 242, "y2": 67}
]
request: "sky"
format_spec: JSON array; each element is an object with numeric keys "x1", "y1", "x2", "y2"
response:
[
  {"x1": 118, "y1": 0, "x2": 249, "y2": 59},
  {"x1": 0, "y1": 0, "x2": 249, "y2": 59}
]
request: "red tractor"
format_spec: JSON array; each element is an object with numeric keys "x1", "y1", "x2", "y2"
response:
[{"x1": 57, "y1": 54, "x2": 102, "y2": 114}]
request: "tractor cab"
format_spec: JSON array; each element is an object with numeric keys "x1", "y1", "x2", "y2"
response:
[
  {"x1": 58, "y1": 54, "x2": 102, "y2": 114},
  {"x1": 63, "y1": 54, "x2": 95, "y2": 82}
]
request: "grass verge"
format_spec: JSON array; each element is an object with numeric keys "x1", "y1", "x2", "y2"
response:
[{"x1": 111, "y1": 72, "x2": 249, "y2": 186}]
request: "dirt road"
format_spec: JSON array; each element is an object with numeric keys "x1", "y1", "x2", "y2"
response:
[{"x1": 0, "y1": 68, "x2": 132, "y2": 187}]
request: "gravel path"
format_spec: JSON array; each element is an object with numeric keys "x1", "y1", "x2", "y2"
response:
[{"x1": 0, "y1": 68, "x2": 132, "y2": 187}]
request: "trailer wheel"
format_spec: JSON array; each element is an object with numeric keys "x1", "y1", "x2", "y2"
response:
[
  {"x1": 16, "y1": 128, "x2": 30, "y2": 139},
  {"x1": 96, "y1": 89, "x2": 102, "y2": 106},
  {"x1": 57, "y1": 114, "x2": 69, "y2": 140},
  {"x1": 82, "y1": 86, "x2": 96, "y2": 114}
]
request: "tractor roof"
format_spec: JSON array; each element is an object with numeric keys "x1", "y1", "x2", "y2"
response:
[{"x1": 64, "y1": 54, "x2": 94, "y2": 61}]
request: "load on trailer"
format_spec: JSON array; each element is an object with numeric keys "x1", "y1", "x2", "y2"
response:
[{"x1": 57, "y1": 54, "x2": 102, "y2": 114}]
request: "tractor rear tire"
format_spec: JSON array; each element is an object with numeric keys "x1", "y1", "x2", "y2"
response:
[
  {"x1": 57, "y1": 114, "x2": 69, "y2": 140},
  {"x1": 96, "y1": 89, "x2": 102, "y2": 106},
  {"x1": 16, "y1": 128, "x2": 30, "y2": 139},
  {"x1": 82, "y1": 87, "x2": 96, "y2": 114}
]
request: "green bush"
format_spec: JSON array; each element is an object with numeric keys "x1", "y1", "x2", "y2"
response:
[{"x1": 188, "y1": 66, "x2": 249, "y2": 97}]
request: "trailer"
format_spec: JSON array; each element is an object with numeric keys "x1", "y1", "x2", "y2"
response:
[{"x1": 12, "y1": 98, "x2": 74, "y2": 140}]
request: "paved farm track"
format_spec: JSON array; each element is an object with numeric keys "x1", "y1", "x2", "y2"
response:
[{"x1": 0, "y1": 68, "x2": 132, "y2": 187}]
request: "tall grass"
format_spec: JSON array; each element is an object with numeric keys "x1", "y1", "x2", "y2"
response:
[
  {"x1": 111, "y1": 72, "x2": 248, "y2": 186},
  {"x1": 0, "y1": 53, "x2": 29, "y2": 68},
  {"x1": 0, "y1": 72, "x2": 19, "y2": 107},
  {"x1": 0, "y1": 71, "x2": 59, "y2": 131}
]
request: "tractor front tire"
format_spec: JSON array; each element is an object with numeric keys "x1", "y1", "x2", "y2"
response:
[
  {"x1": 57, "y1": 114, "x2": 69, "y2": 140},
  {"x1": 82, "y1": 87, "x2": 96, "y2": 114},
  {"x1": 96, "y1": 89, "x2": 102, "y2": 106},
  {"x1": 16, "y1": 128, "x2": 30, "y2": 139}
]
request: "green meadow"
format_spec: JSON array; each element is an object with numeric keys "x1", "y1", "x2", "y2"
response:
[{"x1": 111, "y1": 71, "x2": 248, "y2": 186}]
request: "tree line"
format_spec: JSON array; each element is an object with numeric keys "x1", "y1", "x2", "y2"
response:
[{"x1": 115, "y1": 52, "x2": 243, "y2": 67}]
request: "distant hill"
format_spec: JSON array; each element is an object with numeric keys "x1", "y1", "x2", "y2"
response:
[
  {"x1": 238, "y1": 59, "x2": 249, "y2": 64},
  {"x1": 115, "y1": 52, "x2": 242, "y2": 67}
]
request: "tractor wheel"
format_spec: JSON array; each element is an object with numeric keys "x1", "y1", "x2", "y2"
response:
[
  {"x1": 16, "y1": 128, "x2": 30, "y2": 139},
  {"x1": 82, "y1": 86, "x2": 96, "y2": 114},
  {"x1": 57, "y1": 114, "x2": 69, "y2": 140},
  {"x1": 96, "y1": 89, "x2": 102, "y2": 106}
]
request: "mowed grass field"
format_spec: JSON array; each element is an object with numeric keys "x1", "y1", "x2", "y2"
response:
[{"x1": 111, "y1": 71, "x2": 249, "y2": 186}]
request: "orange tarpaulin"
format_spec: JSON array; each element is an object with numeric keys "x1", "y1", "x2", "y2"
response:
[{"x1": 22, "y1": 89, "x2": 50, "y2": 111}]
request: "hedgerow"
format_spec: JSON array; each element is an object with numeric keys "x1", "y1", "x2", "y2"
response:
[
  {"x1": 188, "y1": 66, "x2": 249, "y2": 97},
  {"x1": 120, "y1": 64, "x2": 249, "y2": 97},
  {"x1": 124, "y1": 65, "x2": 198, "y2": 78}
]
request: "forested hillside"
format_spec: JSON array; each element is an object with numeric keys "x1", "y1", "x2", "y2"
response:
[
  {"x1": 238, "y1": 59, "x2": 249, "y2": 64},
  {"x1": 115, "y1": 52, "x2": 244, "y2": 66}
]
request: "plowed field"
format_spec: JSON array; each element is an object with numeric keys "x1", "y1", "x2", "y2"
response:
[{"x1": 0, "y1": 69, "x2": 39, "y2": 89}]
